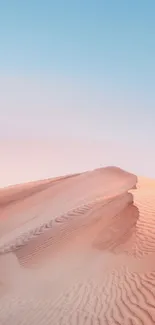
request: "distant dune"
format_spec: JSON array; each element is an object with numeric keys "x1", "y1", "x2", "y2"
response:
[{"x1": 1, "y1": 166, "x2": 155, "y2": 324}]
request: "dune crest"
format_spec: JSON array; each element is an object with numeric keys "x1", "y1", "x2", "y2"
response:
[{"x1": 0, "y1": 167, "x2": 136, "y2": 252}]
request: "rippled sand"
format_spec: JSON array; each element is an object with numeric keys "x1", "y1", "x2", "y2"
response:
[{"x1": 0, "y1": 167, "x2": 155, "y2": 324}]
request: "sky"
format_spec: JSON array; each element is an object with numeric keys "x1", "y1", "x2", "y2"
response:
[{"x1": 1, "y1": 0, "x2": 155, "y2": 187}]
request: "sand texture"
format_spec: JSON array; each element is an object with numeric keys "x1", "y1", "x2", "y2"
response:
[{"x1": 1, "y1": 167, "x2": 155, "y2": 324}]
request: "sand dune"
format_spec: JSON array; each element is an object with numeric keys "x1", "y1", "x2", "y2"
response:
[{"x1": 1, "y1": 167, "x2": 155, "y2": 324}]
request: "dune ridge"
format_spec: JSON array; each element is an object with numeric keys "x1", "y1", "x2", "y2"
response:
[
  {"x1": 1, "y1": 167, "x2": 155, "y2": 324},
  {"x1": 0, "y1": 167, "x2": 136, "y2": 254},
  {"x1": 0, "y1": 173, "x2": 80, "y2": 208}
]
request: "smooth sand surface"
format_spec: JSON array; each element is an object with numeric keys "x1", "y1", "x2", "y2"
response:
[{"x1": 1, "y1": 167, "x2": 155, "y2": 324}]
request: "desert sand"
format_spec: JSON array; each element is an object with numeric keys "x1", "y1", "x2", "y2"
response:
[{"x1": 0, "y1": 166, "x2": 155, "y2": 324}]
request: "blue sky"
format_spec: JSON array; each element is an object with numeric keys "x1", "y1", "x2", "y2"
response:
[
  {"x1": 1, "y1": 1, "x2": 155, "y2": 185},
  {"x1": 1, "y1": 1, "x2": 155, "y2": 82}
]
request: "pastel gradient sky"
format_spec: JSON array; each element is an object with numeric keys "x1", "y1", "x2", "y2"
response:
[{"x1": 1, "y1": 1, "x2": 155, "y2": 187}]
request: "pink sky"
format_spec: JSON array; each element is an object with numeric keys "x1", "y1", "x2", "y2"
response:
[
  {"x1": 1, "y1": 75, "x2": 155, "y2": 188},
  {"x1": 0, "y1": 137, "x2": 152, "y2": 188}
]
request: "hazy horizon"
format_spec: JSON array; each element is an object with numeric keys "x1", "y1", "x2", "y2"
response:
[{"x1": 1, "y1": 1, "x2": 155, "y2": 187}]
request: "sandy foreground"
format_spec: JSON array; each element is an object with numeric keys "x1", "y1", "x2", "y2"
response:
[{"x1": 0, "y1": 167, "x2": 155, "y2": 324}]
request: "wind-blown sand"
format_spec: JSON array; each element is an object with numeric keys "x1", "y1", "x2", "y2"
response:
[{"x1": 1, "y1": 167, "x2": 155, "y2": 324}]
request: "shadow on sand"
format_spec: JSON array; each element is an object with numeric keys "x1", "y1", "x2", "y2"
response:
[{"x1": 92, "y1": 192, "x2": 139, "y2": 254}]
